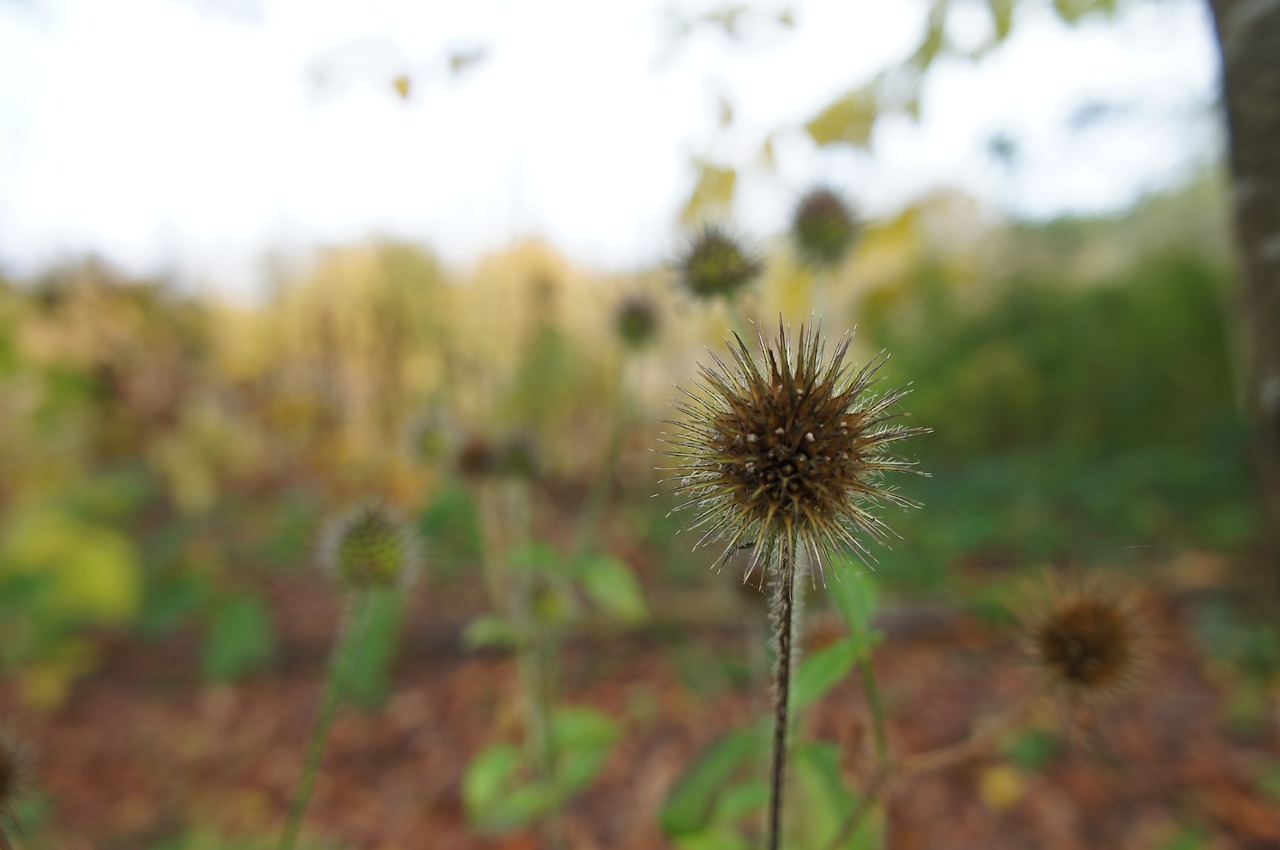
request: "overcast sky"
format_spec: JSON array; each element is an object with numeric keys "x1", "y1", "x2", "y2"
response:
[{"x1": 0, "y1": 0, "x2": 1221, "y2": 298}]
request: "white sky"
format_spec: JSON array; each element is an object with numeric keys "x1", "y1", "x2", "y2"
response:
[{"x1": 0, "y1": 0, "x2": 1221, "y2": 298}]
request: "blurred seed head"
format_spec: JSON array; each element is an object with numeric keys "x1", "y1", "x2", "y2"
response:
[
  {"x1": 615, "y1": 295, "x2": 661, "y2": 349},
  {"x1": 456, "y1": 432, "x2": 541, "y2": 481},
  {"x1": 1025, "y1": 574, "x2": 1151, "y2": 702},
  {"x1": 673, "y1": 225, "x2": 763, "y2": 301},
  {"x1": 792, "y1": 187, "x2": 860, "y2": 270},
  {"x1": 320, "y1": 501, "x2": 421, "y2": 590},
  {"x1": 0, "y1": 728, "x2": 31, "y2": 825},
  {"x1": 663, "y1": 319, "x2": 926, "y2": 581},
  {"x1": 408, "y1": 411, "x2": 455, "y2": 463}
]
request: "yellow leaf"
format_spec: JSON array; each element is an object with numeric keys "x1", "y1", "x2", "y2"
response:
[
  {"x1": 980, "y1": 764, "x2": 1027, "y2": 810},
  {"x1": 680, "y1": 159, "x2": 736, "y2": 225},
  {"x1": 989, "y1": 0, "x2": 1015, "y2": 41},
  {"x1": 392, "y1": 75, "x2": 412, "y2": 100},
  {"x1": 1, "y1": 510, "x2": 141, "y2": 623},
  {"x1": 804, "y1": 86, "x2": 878, "y2": 149}
]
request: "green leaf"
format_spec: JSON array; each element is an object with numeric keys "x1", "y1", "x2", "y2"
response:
[
  {"x1": 577, "y1": 554, "x2": 647, "y2": 623},
  {"x1": 681, "y1": 159, "x2": 737, "y2": 225},
  {"x1": 804, "y1": 86, "x2": 877, "y2": 149},
  {"x1": 828, "y1": 567, "x2": 877, "y2": 635},
  {"x1": 709, "y1": 777, "x2": 767, "y2": 824},
  {"x1": 462, "y1": 614, "x2": 519, "y2": 649},
  {"x1": 1003, "y1": 727, "x2": 1060, "y2": 771},
  {"x1": 202, "y1": 592, "x2": 277, "y2": 682},
  {"x1": 793, "y1": 638, "x2": 860, "y2": 712},
  {"x1": 661, "y1": 729, "x2": 761, "y2": 837},
  {"x1": 793, "y1": 742, "x2": 883, "y2": 849},
  {"x1": 463, "y1": 743, "x2": 536, "y2": 829},
  {"x1": 552, "y1": 705, "x2": 620, "y2": 793},
  {"x1": 676, "y1": 829, "x2": 752, "y2": 850},
  {"x1": 510, "y1": 541, "x2": 568, "y2": 575}
]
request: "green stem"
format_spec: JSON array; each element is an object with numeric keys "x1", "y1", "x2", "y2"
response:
[
  {"x1": 766, "y1": 540, "x2": 798, "y2": 850},
  {"x1": 278, "y1": 590, "x2": 373, "y2": 850},
  {"x1": 858, "y1": 654, "x2": 889, "y2": 770},
  {"x1": 572, "y1": 355, "x2": 629, "y2": 558}
]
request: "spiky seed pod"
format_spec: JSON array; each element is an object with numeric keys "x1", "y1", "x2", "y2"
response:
[
  {"x1": 615, "y1": 295, "x2": 661, "y2": 349},
  {"x1": 456, "y1": 435, "x2": 499, "y2": 479},
  {"x1": 0, "y1": 728, "x2": 31, "y2": 833},
  {"x1": 664, "y1": 319, "x2": 927, "y2": 580},
  {"x1": 673, "y1": 225, "x2": 763, "y2": 301},
  {"x1": 1025, "y1": 575, "x2": 1151, "y2": 703},
  {"x1": 792, "y1": 187, "x2": 859, "y2": 270},
  {"x1": 409, "y1": 411, "x2": 454, "y2": 463},
  {"x1": 320, "y1": 502, "x2": 421, "y2": 590},
  {"x1": 494, "y1": 432, "x2": 541, "y2": 480}
]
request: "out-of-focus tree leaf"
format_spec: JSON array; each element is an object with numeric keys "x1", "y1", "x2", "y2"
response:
[
  {"x1": 989, "y1": 0, "x2": 1015, "y2": 42},
  {"x1": 681, "y1": 159, "x2": 737, "y2": 225},
  {"x1": 1052, "y1": 0, "x2": 1116, "y2": 24},
  {"x1": 804, "y1": 86, "x2": 878, "y2": 149}
]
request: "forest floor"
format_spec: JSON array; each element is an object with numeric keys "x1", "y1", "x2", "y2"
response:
[{"x1": 4, "y1": 560, "x2": 1280, "y2": 850}]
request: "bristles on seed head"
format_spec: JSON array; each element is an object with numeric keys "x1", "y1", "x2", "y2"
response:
[
  {"x1": 792, "y1": 187, "x2": 859, "y2": 270},
  {"x1": 319, "y1": 501, "x2": 422, "y2": 590},
  {"x1": 661, "y1": 317, "x2": 927, "y2": 583},
  {"x1": 1023, "y1": 572, "x2": 1152, "y2": 704},
  {"x1": 0, "y1": 728, "x2": 32, "y2": 823},
  {"x1": 672, "y1": 225, "x2": 763, "y2": 302}
]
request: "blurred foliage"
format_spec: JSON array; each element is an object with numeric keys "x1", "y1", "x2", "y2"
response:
[{"x1": 0, "y1": 177, "x2": 1259, "y2": 701}]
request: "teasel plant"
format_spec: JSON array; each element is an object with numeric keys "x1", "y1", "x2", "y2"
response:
[
  {"x1": 663, "y1": 319, "x2": 926, "y2": 850},
  {"x1": 571, "y1": 294, "x2": 662, "y2": 559},
  {"x1": 822, "y1": 570, "x2": 1155, "y2": 850},
  {"x1": 457, "y1": 431, "x2": 566, "y2": 845},
  {"x1": 672, "y1": 224, "x2": 763, "y2": 338},
  {"x1": 790, "y1": 187, "x2": 860, "y2": 320},
  {"x1": 0, "y1": 728, "x2": 32, "y2": 850},
  {"x1": 278, "y1": 501, "x2": 421, "y2": 850}
]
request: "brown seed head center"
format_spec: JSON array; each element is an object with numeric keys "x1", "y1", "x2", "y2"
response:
[
  {"x1": 712, "y1": 377, "x2": 868, "y2": 528},
  {"x1": 1038, "y1": 598, "x2": 1133, "y2": 688}
]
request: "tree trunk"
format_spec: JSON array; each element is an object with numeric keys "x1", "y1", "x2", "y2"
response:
[{"x1": 1207, "y1": 0, "x2": 1280, "y2": 602}]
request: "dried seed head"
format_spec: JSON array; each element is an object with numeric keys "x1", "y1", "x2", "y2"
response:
[
  {"x1": 663, "y1": 318, "x2": 927, "y2": 580},
  {"x1": 456, "y1": 435, "x2": 499, "y2": 479},
  {"x1": 320, "y1": 501, "x2": 421, "y2": 590},
  {"x1": 456, "y1": 432, "x2": 541, "y2": 481},
  {"x1": 615, "y1": 295, "x2": 661, "y2": 349},
  {"x1": 673, "y1": 225, "x2": 763, "y2": 302},
  {"x1": 0, "y1": 729, "x2": 32, "y2": 822},
  {"x1": 1025, "y1": 575, "x2": 1151, "y2": 702},
  {"x1": 792, "y1": 187, "x2": 859, "y2": 270},
  {"x1": 494, "y1": 432, "x2": 541, "y2": 480}
]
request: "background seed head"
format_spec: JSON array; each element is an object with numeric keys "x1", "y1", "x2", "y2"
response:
[
  {"x1": 664, "y1": 319, "x2": 926, "y2": 577},
  {"x1": 320, "y1": 501, "x2": 421, "y2": 590},
  {"x1": 792, "y1": 187, "x2": 859, "y2": 270},
  {"x1": 1025, "y1": 574, "x2": 1151, "y2": 701},
  {"x1": 0, "y1": 729, "x2": 32, "y2": 822},
  {"x1": 615, "y1": 295, "x2": 661, "y2": 349},
  {"x1": 674, "y1": 225, "x2": 763, "y2": 301}
]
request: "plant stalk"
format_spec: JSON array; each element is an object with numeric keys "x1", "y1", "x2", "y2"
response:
[
  {"x1": 767, "y1": 539, "x2": 798, "y2": 850},
  {"x1": 279, "y1": 590, "x2": 373, "y2": 850}
]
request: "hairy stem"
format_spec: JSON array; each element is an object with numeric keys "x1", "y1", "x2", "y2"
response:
[
  {"x1": 279, "y1": 590, "x2": 373, "y2": 850},
  {"x1": 767, "y1": 540, "x2": 798, "y2": 850}
]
